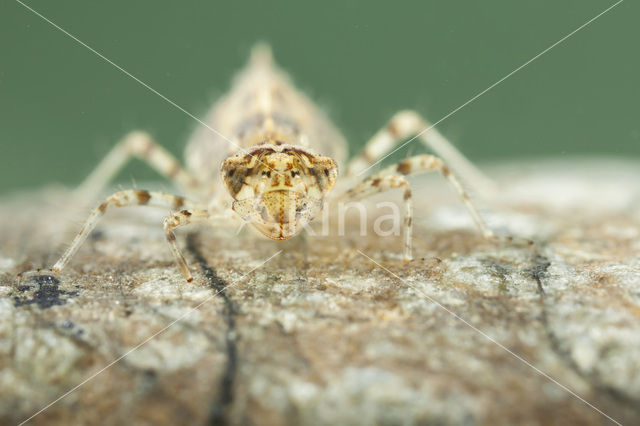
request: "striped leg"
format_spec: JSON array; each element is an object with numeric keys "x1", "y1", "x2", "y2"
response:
[
  {"x1": 163, "y1": 209, "x2": 213, "y2": 282},
  {"x1": 51, "y1": 189, "x2": 197, "y2": 275},
  {"x1": 346, "y1": 110, "x2": 495, "y2": 193},
  {"x1": 341, "y1": 154, "x2": 494, "y2": 261},
  {"x1": 75, "y1": 131, "x2": 198, "y2": 200}
]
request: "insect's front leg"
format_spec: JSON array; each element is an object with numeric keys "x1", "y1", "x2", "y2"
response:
[
  {"x1": 340, "y1": 154, "x2": 495, "y2": 262},
  {"x1": 75, "y1": 131, "x2": 198, "y2": 201},
  {"x1": 345, "y1": 110, "x2": 495, "y2": 194},
  {"x1": 163, "y1": 209, "x2": 215, "y2": 282},
  {"x1": 24, "y1": 190, "x2": 199, "y2": 280}
]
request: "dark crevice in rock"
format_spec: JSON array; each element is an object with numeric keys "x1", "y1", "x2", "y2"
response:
[
  {"x1": 531, "y1": 251, "x2": 640, "y2": 418},
  {"x1": 186, "y1": 233, "x2": 238, "y2": 426}
]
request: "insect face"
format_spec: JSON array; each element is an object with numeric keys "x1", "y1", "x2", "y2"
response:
[{"x1": 221, "y1": 144, "x2": 338, "y2": 240}]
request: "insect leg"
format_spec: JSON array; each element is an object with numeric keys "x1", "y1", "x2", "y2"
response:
[
  {"x1": 51, "y1": 189, "x2": 198, "y2": 275},
  {"x1": 345, "y1": 110, "x2": 495, "y2": 194},
  {"x1": 75, "y1": 132, "x2": 198, "y2": 200},
  {"x1": 163, "y1": 209, "x2": 213, "y2": 282},
  {"x1": 340, "y1": 154, "x2": 494, "y2": 261}
]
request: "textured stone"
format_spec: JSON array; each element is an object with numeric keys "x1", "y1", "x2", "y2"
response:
[{"x1": 1, "y1": 159, "x2": 639, "y2": 425}]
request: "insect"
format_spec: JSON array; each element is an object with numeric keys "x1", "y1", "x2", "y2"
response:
[{"x1": 26, "y1": 43, "x2": 495, "y2": 282}]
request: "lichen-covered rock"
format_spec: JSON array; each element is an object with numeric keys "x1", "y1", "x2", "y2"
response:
[{"x1": 1, "y1": 160, "x2": 639, "y2": 425}]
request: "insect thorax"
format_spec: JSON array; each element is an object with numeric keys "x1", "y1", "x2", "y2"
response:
[{"x1": 221, "y1": 144, "x2": 337, "y2": 240}]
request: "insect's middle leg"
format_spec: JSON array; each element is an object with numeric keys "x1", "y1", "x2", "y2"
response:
[
  {"x1": 341, "y1": 173, "x2": 414, "y2": 261},
  {"x1": 75, "y1": 131, "x2": 198, "y2": 200},
  {"x1": 51, "y1": 189, "x2": 198, "y2": 275},
  {"x1": 345, "y1": 110, "x2": 495, "y2": 193},
  {"x1": 340, "y1": 154, "x2": 494, "y2": 261}
]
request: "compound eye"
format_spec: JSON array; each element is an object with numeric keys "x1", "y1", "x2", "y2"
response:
[
  {"x1": 221, "y1": 157, "x2": 253, "y2": 196},
  {"x1": 311, "y1": 160, "x2": 338, "y2": 193}
]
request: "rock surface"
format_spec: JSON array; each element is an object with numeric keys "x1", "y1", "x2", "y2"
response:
[{"x1": 1, "y1": 159, "x2": 639, "y2": 425}]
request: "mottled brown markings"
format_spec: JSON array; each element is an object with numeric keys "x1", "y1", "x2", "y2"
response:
[
  {"x1": 279, "y1": 193, "x2": 285, "y2": 227},
  {"x1": 97, "y1": 202, "x2": 108, "y2": 214},
  {"x1": 249, "y1": 146, "x2": 276, "y2": 156},
  {"x1": 305, "y1": 157, "x2": 338, "y2": 193},
  {"x1": 404, "y1": 188, "x2": 412, "y2": 200},
  {"x1": 166, "y1": 231, "x2": 176, "y2": 242},
  {"x1": 387, "y1": 121, "x2": 400, "y2": 138},
  {"x1": 308, "y1": 167, "x2": 323, "y2": 189},
  {"x1": 135, "y1": 190, "x2": 151, "y2": 205},
  {"x1": 173, "y1": 196, "x2": 185, "y2": 210},
  {"x1": 397, "y1": 160, "x2": 411, "y2": 175},
  {"x1": 278, "y1": 201, "x2": 284, "y2": 238},
  {"x1": 372, "y1": 178, "x2": 382, "y2": 187},
  {"x1": 441, "y1": 165, "x2": 451, "y2": 177},
  {"x1": 222, "y1": 159, "x2": 251, "y2": 196},
  {"x1": 180, "y1": 210, "x2": 192, "y2": 217},
  {"x1": 281, "y1": 147, "x2": 299, "y2": 155}
]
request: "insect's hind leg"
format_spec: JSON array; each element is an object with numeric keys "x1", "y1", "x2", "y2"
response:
[
  {"x1": 340, "y1": 154, "x2": 494, "y2": 261},
  {"x1": 75, "y1": 132, "x2": 198, "y2": 201},
  {"x1": 346, "y1": 110, "x2": 496, "y2": 194},
  {"x1": 50, "y1": 189, "x2": 198, "y2": 276}
]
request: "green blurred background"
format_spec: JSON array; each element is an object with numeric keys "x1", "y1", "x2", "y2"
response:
[{"x1": 1, "y1": 1, "x2": 638, "y2": 195}]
